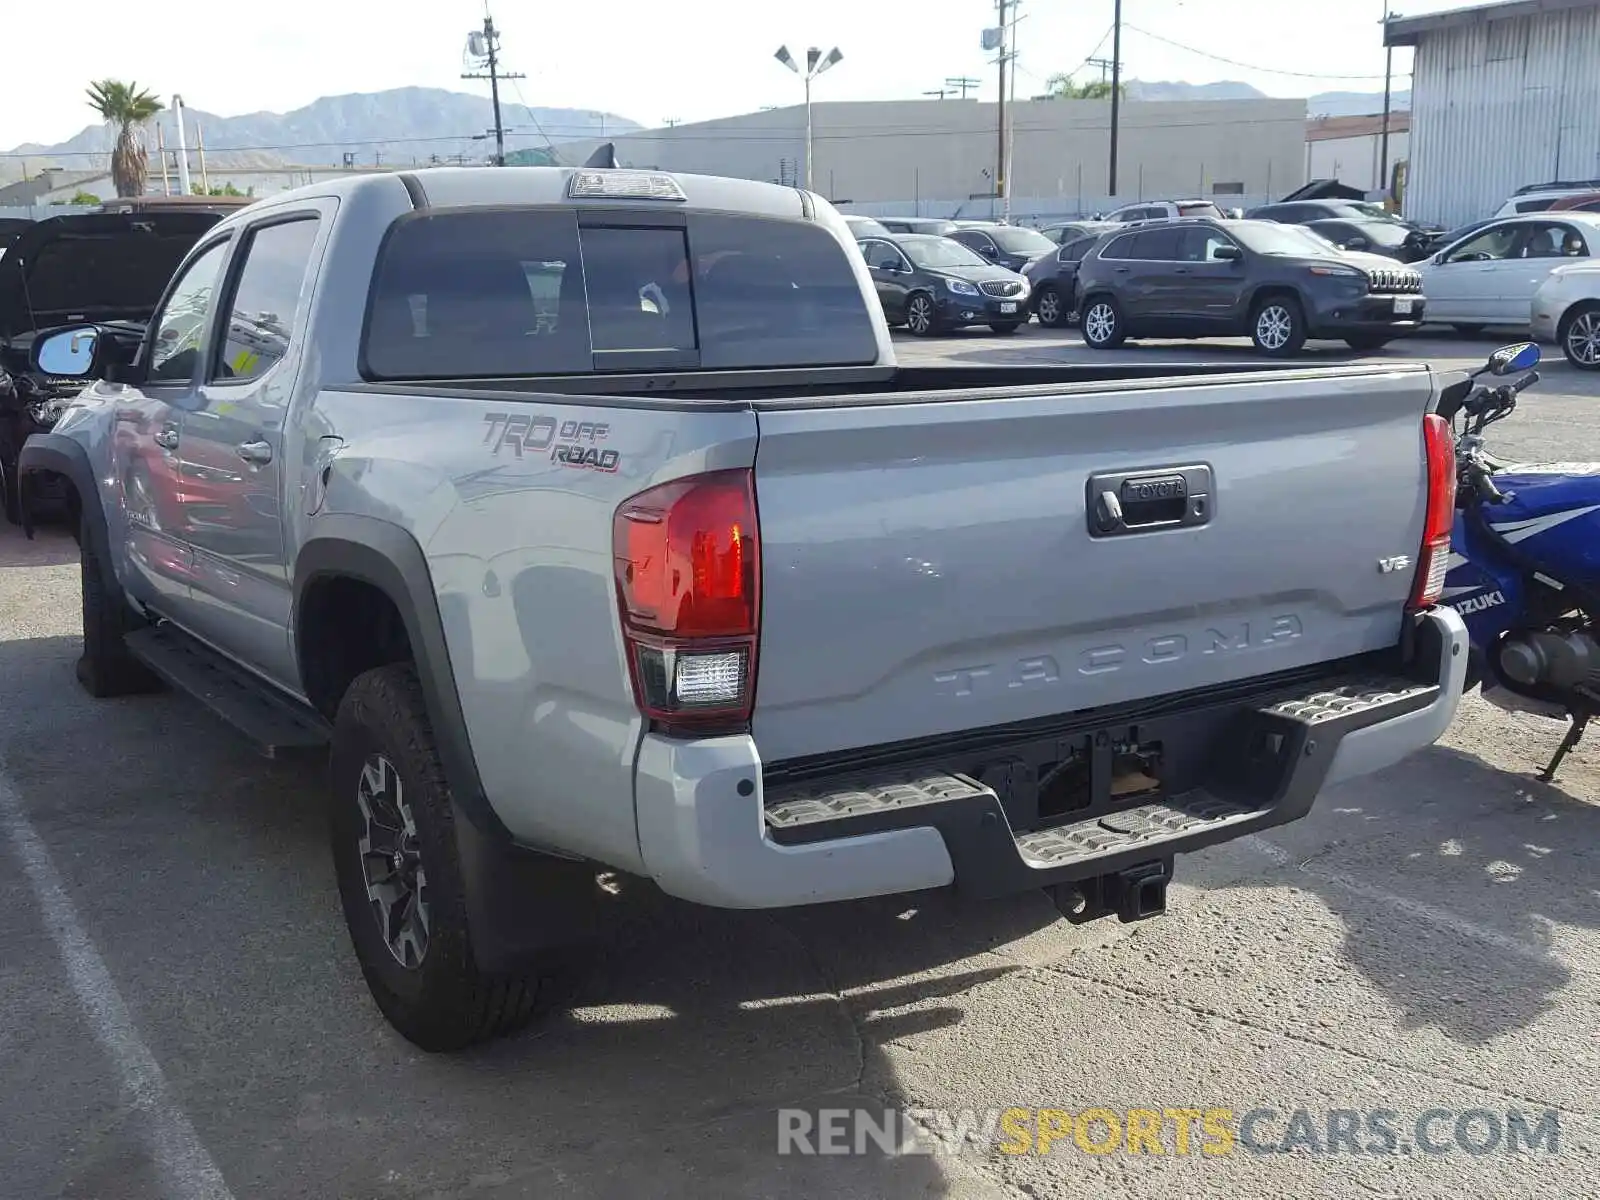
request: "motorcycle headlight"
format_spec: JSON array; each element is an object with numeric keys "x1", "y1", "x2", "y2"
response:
[
  {"x1": 945, "y1": 278, "x2": 981, "y2": 296},
  {"x1": 26, "y1": 397, "x2": 71, "y2": 427}
]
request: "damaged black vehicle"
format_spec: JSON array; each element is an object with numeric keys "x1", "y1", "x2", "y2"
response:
[{"x1": 0, "y1": 210, "x2": 222, "y2": 523}]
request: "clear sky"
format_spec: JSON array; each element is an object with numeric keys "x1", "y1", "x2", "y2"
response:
[{"x1": 3, "y1": 0, "x2": 1462, "y2": 150}]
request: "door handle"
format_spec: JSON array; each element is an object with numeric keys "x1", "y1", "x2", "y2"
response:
[
  {"x1": 153, "y1": 427, "x2": 179, "y2": 451},
  {"x1": 236, "y1": 440, "x2": 273, "y2": 465}
]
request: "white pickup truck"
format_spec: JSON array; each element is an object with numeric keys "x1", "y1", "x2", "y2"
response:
[{"x1": 20, "y1": 166, "x2": 1466, "y2": 1050}]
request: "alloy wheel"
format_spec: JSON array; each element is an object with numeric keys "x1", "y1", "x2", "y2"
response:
[
  {"x1": 1256, "y1": 305, "x2": 1294, "y2": 351},
  {"x1": 1566, "y1": 311, "x2": 1600, "y2": 367},
  {"x1": 356, "y1": 753, "x2": 430, "y2": 969},
  {"x1": 1083, "y1": 302, "x2": 1117, "y2": 344},
  {"x1": 1038, "y1": 289, "x2": 1062, "y2": 325},
  {"x1": 907, "y1": 296, "x2": 934, "y2": 335}
]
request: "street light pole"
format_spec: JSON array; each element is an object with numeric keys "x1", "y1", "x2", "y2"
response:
[
  {"x1": 1379, "y1": 0, "x2": 1395, "y2": 202},
  {"x1": 805, "y1": 71, "x2": 813, "y2": 192},
  {"x1": 776, "y1": 44, "x2": 843, "y2": 193}
]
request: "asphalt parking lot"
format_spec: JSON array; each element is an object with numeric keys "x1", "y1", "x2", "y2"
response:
[{"x1": 4, "y1": 327, "x2": 1599, "y2": 1200}]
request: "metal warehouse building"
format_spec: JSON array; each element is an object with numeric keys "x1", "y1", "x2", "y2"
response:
[
  {"x1": 1388, "y1": 0, "x2": 1600, "y2": 227},
  {"x1": 554, "y1": 98, "x2": 1307, "y2": 218}
]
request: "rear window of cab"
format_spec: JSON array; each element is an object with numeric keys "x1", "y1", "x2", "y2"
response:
[{"x1": 360, "y1": 208, "x2": 878, "y2": 379}]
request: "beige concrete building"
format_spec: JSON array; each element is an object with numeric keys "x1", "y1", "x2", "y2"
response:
[
  {"x1": 556, "y1": 97, "x2": 1307, "y2": 217},
  {"x1": 1304, "y1": 112, "x2": 1411, "y2": 194}
]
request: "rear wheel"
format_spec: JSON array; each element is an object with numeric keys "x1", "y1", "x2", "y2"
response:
[
  {"x1": 1559, "y1": 303, "x2": 1600, "y2": 370},
  {"x1": 1035, "y1": 285, "x2": 1069, "y2": 328},
  {"x1": 331, "y1": 664, "x2": 549, "y2": 1051},
  {"x1": 1080, "y1": 297, "x2": 1126, "y2": 349},
  {"x1": 1251, "y1": 295, "x2": 1307, "y2": 356},
  {"x1": 905, "y1": 292, "x2": 940, "y2": 337},
  {"x1": 1344, "y1": 333, "x2": 1392, "y2": 352}
]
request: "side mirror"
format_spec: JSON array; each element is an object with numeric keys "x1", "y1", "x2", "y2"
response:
[
  {"x1": 32, "y1": 326, "x2": 100, "y2": 377},
  {"x1": 1344, "y1": 238, "x2": 1369, "y2": 250},
  {"x1": 1212, "y1": 245, "x2": 1243, "y2": 261},
  {"x1": 1485, "y1": 342, "x2": 1540, "y2": 375},
  {"x1": 1432, "y1": 252, "x2": 1445, "y2": 264}
]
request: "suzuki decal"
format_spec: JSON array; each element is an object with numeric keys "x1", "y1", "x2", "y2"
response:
[{"x1": 1446, "y1": 589, "x2": 1506, "y2": 615}]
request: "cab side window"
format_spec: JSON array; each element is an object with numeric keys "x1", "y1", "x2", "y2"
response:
[
  {"x1": 147, "y1": 240, "x2": 230, "y2": 384},
  {"x1": 211, "y1": 218, "x2": 321, "y2": 384}
]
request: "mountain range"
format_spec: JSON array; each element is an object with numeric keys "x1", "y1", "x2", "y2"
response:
[
  {"x1": 2, "y1": 80, "x2": 1405, "y2": 184},
  {"x1": 1, "y1": 87, "x2": 640, "y2": 182}
]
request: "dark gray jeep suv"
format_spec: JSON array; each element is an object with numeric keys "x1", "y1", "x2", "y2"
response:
[{"x1": 1073, "y1": 218, "x2": 1425, "y2": 356}]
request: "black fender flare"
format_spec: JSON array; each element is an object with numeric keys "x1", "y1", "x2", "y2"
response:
[
  {"x1": 294, "y1": 515, "x2": 600, "y2": 970},
  {"x1": 293, "y1": 514, "x2": 506, "y2": 844},
  {"x1": 18, "y1": 432, "x2": 108, "y2": 574}
]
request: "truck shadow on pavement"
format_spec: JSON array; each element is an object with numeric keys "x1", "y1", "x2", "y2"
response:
[
  {"x1": 0, "y1": 526, "x2": 77, "y2": 569},
  {"x1": 1204, "y1": 739, "x2": 1600, "y2": 1048},
  {"x1": 0, "y1": 632, "x2": 1038, "y2": 1198}
]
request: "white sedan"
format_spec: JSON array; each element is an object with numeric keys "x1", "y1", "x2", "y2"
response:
[
  {"x1": 1531, "y1": 260, "x2": 1600, "y2": 369},
  {"x1": 1417, "y1": 212, "x2": 1600, "y2": 332}
]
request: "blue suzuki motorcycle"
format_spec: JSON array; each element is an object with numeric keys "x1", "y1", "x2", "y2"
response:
[{"x1": 1439, "y1": 340, "x2": 1600, "y2": 780}]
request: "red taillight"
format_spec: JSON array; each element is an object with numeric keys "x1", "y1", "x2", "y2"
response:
[
  {"x1": 1409, "y1": 412, "x2": 1457, "y2": 610},
  {"x1": 613, "y1": 469, "x2": 760, "y2": 732}
]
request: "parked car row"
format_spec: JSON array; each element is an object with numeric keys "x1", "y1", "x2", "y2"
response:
[{"x1": 848, "y1": 196, "x2": 1600, "y2": 369}]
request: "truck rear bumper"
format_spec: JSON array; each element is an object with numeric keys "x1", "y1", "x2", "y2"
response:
[{"x1": 636, "y1": 607, "x2": 1466, "y2": 909}]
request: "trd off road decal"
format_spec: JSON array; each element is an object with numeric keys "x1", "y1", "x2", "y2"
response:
[{"x1": 481, "y1": 412, "x2": 620, "y2": 472}]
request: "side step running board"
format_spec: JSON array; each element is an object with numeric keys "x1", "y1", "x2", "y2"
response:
[{"x1": 124, "y1": 625, "x2": 331, "y2": 757}]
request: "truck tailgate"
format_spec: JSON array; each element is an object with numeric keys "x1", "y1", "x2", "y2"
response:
[{"x1": 749, "y1": 367, "x2": 1435, "y2": 763}]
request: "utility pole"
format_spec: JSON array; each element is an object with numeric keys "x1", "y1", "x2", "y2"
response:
[
  {"x1": 1379, "y1": 0, "x2": 1395, "y2": 202},
  {"x1": 462, "y1": 10, "x2": 525, "y2": 166},
  {"x1": 995, "y1": 0, "x2": 1009, "y2": 207},
  {"x1": 946, "y1": 76, "x2": 980, "y2": 99},
  {"x1": 1087, "y1": 56, "x2": 1114, "y2": 85},
  {"x1": 1108, "y1": 0, "x2": 1123, "y2": 196},
  {"x1": 925, "y1": 87, "x2": 952, "y2": 100}
]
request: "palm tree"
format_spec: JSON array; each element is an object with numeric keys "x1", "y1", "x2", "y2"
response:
[
  {"x1": 1043, "y1": 74, "x2": 1124, "y2": 100},
  {"x1": 85, "y1": 80, "x2": 164, "y2": 197}
]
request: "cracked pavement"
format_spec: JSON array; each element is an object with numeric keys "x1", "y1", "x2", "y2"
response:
[{"x1": 4, "y1": 330, "x2": 1599, "y2": 1198}]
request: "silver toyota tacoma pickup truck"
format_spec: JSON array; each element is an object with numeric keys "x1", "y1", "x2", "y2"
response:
[{"x1": 19, "y1": 166, "x2": 1467, "y2": 1051}]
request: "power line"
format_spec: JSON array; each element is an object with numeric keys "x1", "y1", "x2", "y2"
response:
[
  {"x1": 506, "y1": 78, "x2": 564, "y2": 164},
  {"x1": 1124, "y1": 23, "x2": 1399, "y2": 81}
]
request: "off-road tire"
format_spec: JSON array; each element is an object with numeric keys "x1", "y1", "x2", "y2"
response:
[
  {"x1": 1250, "y1": 294, "x2": 1307, "y2": 357},
  {"x1": 331, "y1": 664, "x2": 546, "y2": 1052},
  {"x1": 76, "y1": 517, "x2": 160, "y2": 698}
]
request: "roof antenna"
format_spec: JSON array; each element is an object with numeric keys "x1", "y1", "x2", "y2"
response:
[{"x1": 582, "y1": 142, "x2": 617, "y2": 169}]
